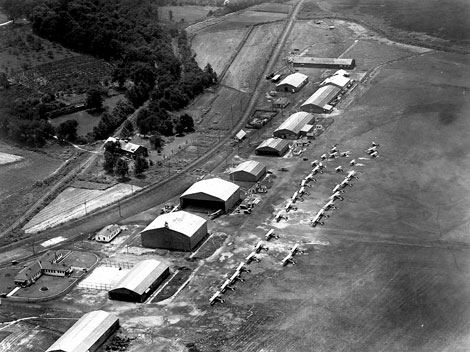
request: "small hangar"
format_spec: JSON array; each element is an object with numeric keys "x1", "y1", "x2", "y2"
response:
[
  {"x1": 141, "y1": 211, "x2": 208, "y2": 251},
  {"x1": 229, "y1": 160, "x2": 266, "y2": 182},
  {"x1": 275, "y1": 72, "x2": 308, "y2": 93},
  {"x1": 300, "y1": 85, "x2": 341, "y2": 114},
  {"x1": 255, "y1": 138, "x2": 290, "y2": 156},
  {"x1": 320, "y1": 74, "x2": 350, "y2": 90},
  {"x1": 292, "y1": 57, "x2": 355, "y2": 69},
  {"x1": 273, "y1": 111, "x2": 314, "y2": 139},
  {"x1": 46, "y1": 310, "x2": 119, "y2": 352},
  {"x1": 108, "y1": 259, "x2": 170, "y2": 302},
  {"x1": 180, "y1": 178, "x2": 240, "y2": 213}
]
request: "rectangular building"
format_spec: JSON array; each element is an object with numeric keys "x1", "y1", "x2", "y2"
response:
[{"x1": 292, "y1": 57, "x2": 355, "y2": 69}]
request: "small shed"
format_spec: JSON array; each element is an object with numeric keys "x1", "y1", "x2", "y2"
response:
[
  {"x1": 273, "y1": 97, "x2": 290, "y2": 109},
  {"x1": 230, "y1": 160, "x2": 266, "y2": 182},
  {"x1": 235, "y1": 130, "x2": 247, "y2": 141},
  {"x1": 95, "y1": 224, "x2": 121, "y2": 243}
]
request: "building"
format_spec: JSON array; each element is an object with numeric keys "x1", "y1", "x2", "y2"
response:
[
  {"x1": 14, "y1": 251, "x2": 72, "y2": 287},
  {"x1": 46, "y1": 310, "x2": 119, "y2": 352},
  {"x1": 300, "y1": 85, "x2": 341, "y2": 114},
  {"x1": 235, "y1": 129, "x2": 247, "y2": 141},
  {"x1": 180, "y1": 178, "x2": 240, "y2": 213},
  {"x1": 273, "y1": 97, "x2": 290, "y2": 109},
  {"x1": 300, "y1": 124, "x2": 314, "y2": 137},
  {"x1": 141, "y1": 211, "x2": 208, "y2": 251},
  {"x1": 105, "y1": 137, "x2": 148, "y2": 159},
  {"x1": 292, "y1": 57, "x2": 355, "y2": 69},
  {"x1": 108, "y1": 260, "x2": 170, "y2": 302},
  {"x1": 273, "y1": 111, "x2": 314, "y2": 139},
  {"x1": 229, "y1": 160, "x2": 266, "y2": 182},
  {"x1": 320, "y1": 75, "x2": 351, "y2": 90},
  {"x1": 255, "y1": 138, "x2": 290, "y2": 156},
  {"x1": 95, "y1": 224, "x2": 121, "y2": 243},
  {"x1": 334, "y1": 69, "x2": 350, "y2": 77},
  {"x1": 276, "y1": 72, "x2": 308, "y2": 93}
]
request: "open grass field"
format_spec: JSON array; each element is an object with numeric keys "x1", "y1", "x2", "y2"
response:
[
  {"x1": 192, "y1": 26, "x2": 250, "y2": 76},
  {"x1": 223, "y1": 22, "x2": 284, "y2": 92},
  {"x1": 159, "y1": 5, "x2": 218, "y2": 23},
  {"x1": 250, "y1": 2, "x2": 292, "y2": 13}
]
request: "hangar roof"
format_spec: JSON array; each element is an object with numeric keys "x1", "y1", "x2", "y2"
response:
[
  {"x1": 321, "y1": 75, "x2": 350, "y2": 89},
  {"x1": 142, "y1": 211, "x2": 206, "y2": 238},
  {"x1": 110, "y1": 260, "x2": 169, "y2": 296},
  {"x1": 181, "y1": 178, "x2": 240, "y2": 202},
  {"x1": 276, "y1": 72, "x2": 308, "y2": 88},
  {"x1": 46, "y1": 310, "x2": 118, "y2": 352},
  {"x1": 274, "y1": 111, "x2": 314, "y2": 135},
  {"x1": 256, "y1": 138, "x2": 290, "y2": 152},
  {"x1": 301, "y1": 85, "x2": 341, "y2": 110},
  {"x1": 230, "y1": 160, "x2": 266, "y2": 178},
  {"x1": 293, "y1": 57, "x2": 354, "y2": 66}
]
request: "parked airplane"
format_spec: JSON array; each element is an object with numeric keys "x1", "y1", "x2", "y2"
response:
[
  {"x1": 311, "y1": 159, "x2": 320, "y2": 167},
  {"x1": 370, "y1": 151, "x2": 379, "y2": 158},
  {"x1": 275, "y1": 211, "x2": 288, "y2": 222},
  {"x1": 300, "y1": 179, "x2": 312, "y2": 188},
  {"x1": 346, "y1": 170, "x2": 358, "y2": 180},
  {"x1": 281, "y1": 254, "x2": 296, "y2": 266},
  {"x1": 329, "y1": 151, "x2": 339, "y2": 159},
  {"x1": 220, "y1": 279, "x2": 235, "y2": 293},
  {"x1": 321, "y1": 153, "x2": 328, "y2": 160},
  {"x1": 330, "y1": 145, "x2": 338, "y2": 153},
  {"x1": 330, "y1": 191, "x2": 344, "y2": 201},
  {"x1": 335, "y1": 166, "x2": 343, "y2": 173},
  {"x1": 290, "y1": 243, "x2": 304, "y2": 255},
  {"x1": 236, "y1": 262, "x2": 251, "y2": 273},
  {"x1": 312, "y1": 165, "x2": 323, "y2": 175},
  {"x1": 305, "y1": 173, "x2": 317, "y2": 183},
  {"x1": 371, "y1": 141, "x2": 380, "y2": 147},
  {"x1": 366, "y1": 146, "x2": 378, "y2": 154},
  {"x1": 229, "y1": 270, "x2": 244, "y2": 283},
  {"x1": 299, "y1": 186, "x2": 310, "y2": 196},
  {"x1": 350, "y1": 159, "x2": 356, "y2": 166},
  {"x1": 209, "y1": 291, "x2": 225, "y2": 305},
  {"x1": 311, "y1": 209, "x2": 329, "y2": 227},
  {"x1": 254, "y1": 241, "x2": 269, "y2": 253},
  {"x1": 340, "y1": 179, "x2": 353, "y2": 188},
  {"x1": 341, "y1": 151, "x2": 351, "y2": 157},
  {"x1": 265, "y1": 229, "x2": 279, "y2": 241},
  {"x1": 323, "y1": 199, "x2": 337, "y2": 211},
  {"x1": 245, "y1": 251, "x2": 261, "y2": 264}
]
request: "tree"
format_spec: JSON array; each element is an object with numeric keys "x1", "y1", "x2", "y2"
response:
[
  {"x1": 150, "y1": 134, "x2": 163, "y2": 150},
  {"x1": 175, "y1": 121, "x2": 184, "y2": 136},
  {"x1": 86, "y1": 87, "x2": 104, "y2": 110},
  {"x1": 179, "y1": 113, "x2": 194, "y2": 132},
  {"x1": 115, "y1": 158, "x2": 129, "y2": 178},
  {"x1": 120, "y1": 120, "x2": 134, "y2": 138},
  {"x1": 56, "y1": 119, "x2": 78, "y2": 141},
  {"x1": 134, "y1": 155, "x2": 149, "y2": 176},
  {"x1": 104, "y1": 139, "x2": 121, "y2": 154},
  {"x1": 103, "y1": 150, "x2": 117, "y2": 172},
  {"x1": 169, "y1": 9, "x2": 173, "y2": 21}
]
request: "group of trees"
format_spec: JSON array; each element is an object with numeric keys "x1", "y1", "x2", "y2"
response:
[{"x1": 92, "y1": 100, "x2": 135, "y2": 140}]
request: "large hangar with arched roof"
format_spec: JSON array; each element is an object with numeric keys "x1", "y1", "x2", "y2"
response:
[
  {"x1": 141, "y1": 211, "x2": 208, "y2": 251},
  {"x1": 180, "y1": 178, "x2": 240, "y2": 213},
  {"x1": 108, "y1": 259, "x2": 169, "y2": 302}
]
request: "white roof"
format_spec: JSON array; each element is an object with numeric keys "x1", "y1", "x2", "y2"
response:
[
  {"x1": 301, "y1": 85, "x2": 341, "y2": 110},
  {"x1": 181, "y1": 178, "x2": 240, "y2": 202},
  {"x1": 142, "y1": 211, "x2": 207, "y2": 238},
  {"x1": 276, "y1": 72, "x2": 308, "y2": 88},
  {"x1": 256, "y1": 138, "x2": 290, "y2": 152},
  {"x1": 230, "y1": 160, "x2": 266, "y2": 177},
  {"x1": 334, "y1": 69, "x2": 349, "y2": 77},
  {"x1": 46, "y1": 310, "x2": 118, "y2": 352},
  {"x1": 236, "y1": 130, "x2": 247, "y2": 140},
  {"x1": 321, "y1": 75, "x2": 350, "y2": 88},
  {"x1": 110, "y1": 259, "x2": 168, "y2": 296},
  {"x1": 274, "y1": 111, "x2": 314, "y2": 135}
]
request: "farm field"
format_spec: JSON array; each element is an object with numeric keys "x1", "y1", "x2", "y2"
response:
[
  {"x1": 191, "y1": 27, "x2": 249, "y2": 76},
  {"x1": 250, "y1": 2, "x2": 292, "y2": 13},
  {"x1": 159, "y1": 6, "x2": 218, "y2": 23},
  {"x1": 223, "y1": 22, "x2": 284, "y2": 92},
  {"x1": 23, "y1": 183, "x2": 142, "y2": 234}
]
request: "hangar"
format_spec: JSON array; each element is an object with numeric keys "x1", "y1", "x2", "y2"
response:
[
  {"x1": 46, "y1": 310, "x2": 119, "y2": 352},
  {"x1": 275, "y1": 72, "x2": 308, "y2": 93},
  {"x1": 273, "y1": 111, "x2": 314, "y2": 139},
  {"x1": 141, "y1": 211, "x2": 208, "y2": 251},
  {"x1": 300, "y1": 85, "x2": 341, "y2": 114},
  {"x1": 180, "y1": 178, "x2": 240, "y2": 213},
  {"x1": 320, "y1": 75, "x2": 351, "y2": 89},
  {"x1": 230, "y1": 160, "x2": 266, "y2": 182},
  {"x1": 255, "y1": 138, "x2": 290, "y2": 156},
  {"x1": 108, "y1": 259, "x2": 170, "y2": 302},
  {"x1": 292, "y1": 57, "x2": 355, "y2": 69}
]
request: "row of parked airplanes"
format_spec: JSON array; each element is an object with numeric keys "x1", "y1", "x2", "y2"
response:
[
  {"x1": 211, "y1": 142, "x2": 380, "y2": 305},
  {"x1": 210, "y1": 229, "x2": 304, "y2": 305}
]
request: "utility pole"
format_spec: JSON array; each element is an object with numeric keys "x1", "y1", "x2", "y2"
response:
[{"x1": 84, "y1": 200, "x2": 88, "y2": 216}]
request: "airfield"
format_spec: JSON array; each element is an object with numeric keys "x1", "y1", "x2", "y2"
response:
[{"x1": 1, "y1": 4, "x2": 470, "y2": 352}]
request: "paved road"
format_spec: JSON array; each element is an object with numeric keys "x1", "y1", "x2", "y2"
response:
[{"x1": 0, "y1": 0, "x2": 305, "y2": 259}]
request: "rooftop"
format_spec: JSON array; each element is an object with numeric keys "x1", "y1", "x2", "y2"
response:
[
  {"x1": 274, "y1": 111, "x2": 314, "y2": 135},
  {"x1": 321, "y1": 75, "x2": 350, "y2": 89},
  {"x1": 301, "y1": 85, "x2": 341, "y2": 110},
  {"x1": 293, "y1": 57, "x2": 354, "y2": 66},
  {"x1": 230, "y1": 160, "x2": 266, "y2": 177},
  {"x1": 142, "y1": 211, "x2": 207, "y2": 238},
  {"x1": 181, "y1": 178, "x2": 240, "y2": 202},
  {"x1": 256, "y1": 137, "x2": 290, "y2": 151},
  {"x1": 276, "y1": 72, "x2": 308, "y2": 88}
]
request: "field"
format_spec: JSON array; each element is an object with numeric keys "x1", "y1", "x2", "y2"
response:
[
  {"x1": 23, "y1": 184, "x2": 142, "y2": 234},
  {"x1": 223, "y1": 22, "x2": 284, "y2": 92},
  {"x1": 0, "y1": 25, "x2": 78, "y2": 75},
  {"x1": 159, "y1": 6, "x2": 218, "y2": 23}
]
